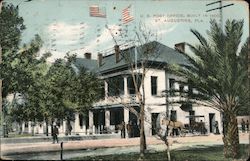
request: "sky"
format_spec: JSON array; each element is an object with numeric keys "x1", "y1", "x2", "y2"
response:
[{"x1": 6, "y1": 0, "x2": 249, "y2": 62}]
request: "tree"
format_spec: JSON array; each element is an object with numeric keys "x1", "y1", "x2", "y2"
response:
[
  {"x1": 40, "y1": 55, "x2": 103, "y2": 135},
  {"x1": 0, "y1": 3, "x2": 50, "y2": 135},
  {"x1": 105, "y1": 23, "x2": 161, "y2": 159},
  {"x1": 0, "y1": 3, "x2": 26, "y2": 98},
  {"x1": 171, "y1": 19, "x2": 249, "y2": 158}
]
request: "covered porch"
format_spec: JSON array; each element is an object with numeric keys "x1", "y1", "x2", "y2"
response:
[{"x1": 88, "y1": 104, "x2": 140, "y2": 137}]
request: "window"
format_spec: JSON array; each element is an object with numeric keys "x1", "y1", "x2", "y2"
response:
[
  {"x1": 179, "y1": 84, "x2": 184, "y2": 96},
  {"x1": 86, "y1": 113, "x2": 89, "y2": 129},
  {"x1": 151, "y1": 76, "x2": 157, "y2": 95},
  {"x1": 169, "y1": 78, "x2": 175, "y2": 96},
  {"x1": 108, "y1": 76, "x2": 124, "y2": 96},
  {"x1": 188, "y1": 85, "x2": 193, "y2": 97},
  {"x1": 110, "y1": 109, "x2": 123, "y2": 125},
  {"x1": 170, "y1": 110, "x2": 177, "y2": 121},
  {"x1": 100, "y1": 82, "x2": 105, "y2": 99},
  {"x1": 79, "y1": 114, "x2": 83, "y2": 128},
  {"x1": 189, "y1": 110, "x2": 195, "y2": 125},
  {"x1": 127, "y1": 74, "x2": 142, "y2": 95}
]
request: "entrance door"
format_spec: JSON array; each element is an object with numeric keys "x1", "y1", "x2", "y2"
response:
[
  {"x1": 151, "y1": 113, "x2": 159, "y2": 135},
  {"x1": 170, "y1": 110, "x2": 177, "y2": 121},
  {"x1": 189, "y1": 110, "x2": 195, "y2": 124},
  {"x1": 94, "y1": 110, "x2": 105, "y2": 134},
  {"x1": 129, "y1": 106, "x2": 140, "y2": 137},
  {"x1": 209, "y1": 113, "x2": 215, "y2": 133}
]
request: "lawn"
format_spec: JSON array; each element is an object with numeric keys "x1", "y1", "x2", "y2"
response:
[{"x1": 73, "y1": 144, "x2": 249, "y2": 161}]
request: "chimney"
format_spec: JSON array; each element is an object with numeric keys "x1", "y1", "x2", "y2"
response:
[
  {"x1": 98, "y1": 53, "x2": 103, "y2": 67},
  {"x1": 175, "y1": 42, "x2": 185, "y2": 53},
  {"x1": 114, "y1": 45, "x2": 120, "y2": 63},
  {"x1": 84, "y1": 52, "x2": 92, "y2": 59}
]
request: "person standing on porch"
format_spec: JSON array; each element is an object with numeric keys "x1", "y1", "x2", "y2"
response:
[
  {"x1": 241, "y1": 119, "x2": 245, "y2": 133},
  {"x1": 126, "y1": 121, "x2": 133, "y2": 138},
  {"x1": 246, "y1": 120, "x2": 249, "y2": 132},
  {"x1": 121, "y1": 121, "x2": 126, "y2": 138},
  {"x1": 214, "y1": 121, "x2": 220, "y2": 134}
]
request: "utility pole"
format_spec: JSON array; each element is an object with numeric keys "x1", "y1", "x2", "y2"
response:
[
  {"x1": 206, "y1": 0, "x2": 234, "y2": 138},
  {"x1": 206, "y1": 0, "x2": 234, "y2": 31}
]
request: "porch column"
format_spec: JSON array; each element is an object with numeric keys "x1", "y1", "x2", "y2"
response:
[
  {"x1": 63, "y1": 120, "x2": 66, "y2": 135},
  {"x1": 22, "y1": 122, "x2": 25, "y2": 134},
  {"x1": 124, "y1": 108, "x2": 129, "y2": 138},
  {"x1": 105, "y1": 110, "x2": 110, "y2": 129},
  {"x1": 124, "y1": 76, "x2": 128, "y2": 96},
  {"x1": 104, "y1": 80, "x2": 108, "y2": 101},
  {"x1": 89, "y1": 110, "x2": 94, "y2": 135},
  {"x1": 75, "y1": 113, "x2": 79, "y2": 135},
  {"x1": 28, "y1": 121, "x2": 32, "y2": 133}
]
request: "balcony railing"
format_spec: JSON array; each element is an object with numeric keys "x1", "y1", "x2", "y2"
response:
[
  {"x1": 94, "y1": 94, "x2": 139, "y2": 107},
  {"x1": 129, "y1": 94, "x2": 137, "y2": 104}
]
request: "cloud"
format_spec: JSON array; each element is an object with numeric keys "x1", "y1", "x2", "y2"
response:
[
  {"x1": 43, "y1": 21, "x2": 176, "y2": 61},
  {"x1": 73, "y1": 24, "x2": 122, "y2": 58},
  {"x1": 157, "y1": 24, "x2": 177, "y2": 35},
  {"x1": 90, "y1": 24, "x2": 122, "y2": 46},
  {"x1": 46, "y1": 22, "x2": 88, "y2": 46},
  {"x1": 145, "y1": 17, "x2": 178, "y2": 36}
]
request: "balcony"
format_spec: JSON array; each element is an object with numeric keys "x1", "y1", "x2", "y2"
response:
[{"x1": 94, "y1": 94, "x2": 139, "y2": 107}]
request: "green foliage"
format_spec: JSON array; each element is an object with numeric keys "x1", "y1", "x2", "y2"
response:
[
  {"x1": 27, "y1": 56, "x2": 104, "y2": 123},
  {"x1": 73, "y1": 144, "x2": 249, "y2": 161},
  {"x1": 0, "y1": 3, "x2": 25, "y2": 53},
  {"x1": 171, "y1": 19, "x2": 249, "y2": 158},
  {"x1": 172, "y1": 19, "x2": 249, "y2": 115}
]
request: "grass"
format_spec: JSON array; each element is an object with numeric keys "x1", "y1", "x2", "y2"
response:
[{"x1": 72, "y1": 144, "x2": 249, "y2": 161}]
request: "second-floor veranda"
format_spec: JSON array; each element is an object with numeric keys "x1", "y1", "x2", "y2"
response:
[{"x1": 94, "y1": 71, "x2": 194, "y2": 108}]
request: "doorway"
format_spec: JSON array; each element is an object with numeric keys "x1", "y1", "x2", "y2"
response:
[
  {"x1": 151, "y1": 113, "x2": 159, "y2": 135},
  {"x1": 209, "y1": 113, "x2": 215, "y2": 133}
]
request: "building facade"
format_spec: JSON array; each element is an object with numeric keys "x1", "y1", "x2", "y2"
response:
[
  {"x1": 81, "y1": 41, "x2": 222, "y2": 137},
  {"x1": 18, "y1": 41, "x2": 223, "y2": 136}
]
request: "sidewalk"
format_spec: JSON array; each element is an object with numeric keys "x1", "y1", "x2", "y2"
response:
[{"x1": 1, "y1": 133, "x2": 249, "y2": 160}]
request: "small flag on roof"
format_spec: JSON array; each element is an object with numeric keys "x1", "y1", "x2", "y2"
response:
[
  {"x1": 89, "y1": 5, "x2": 106, "y2": 18},
  {"x1": 122, "y1": 5, "x2": 134, "y2": 24}
]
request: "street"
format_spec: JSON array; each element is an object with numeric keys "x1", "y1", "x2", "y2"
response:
[{"x1": 1, "y1": 133, "x2": 249, "y2": 160}]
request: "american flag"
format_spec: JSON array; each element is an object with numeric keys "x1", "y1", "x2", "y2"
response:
[
  {"x1": 89, "y1": 5, "x2": 106, "y2": 18},
  {"x1": 122, "y1": 5, "x2": 134, "y2": 24}
]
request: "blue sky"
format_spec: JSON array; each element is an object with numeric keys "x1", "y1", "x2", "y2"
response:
[{"x1": 6, "y1": 0, "x2": 249, "y2": 62}]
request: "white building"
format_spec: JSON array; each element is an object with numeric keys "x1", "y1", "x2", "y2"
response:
[
  {"x1": 73, "y1": 41, "x2": 223, "y2": 137},
  {"x1": 20, "y1": 41, "x2": 223, "y2": 136}
]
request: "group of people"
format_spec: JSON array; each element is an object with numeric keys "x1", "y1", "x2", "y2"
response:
[
  {"x1": 241, "y1": 119, "x2": 249, "y2": 133},
  {"x1": 119, "y1": 121, "x2": 139, "y2": 138}
]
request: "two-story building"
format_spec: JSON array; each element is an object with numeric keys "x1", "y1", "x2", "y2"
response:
[{"x1": 72, "y1": 41, "x2": 223, "y2": 137}]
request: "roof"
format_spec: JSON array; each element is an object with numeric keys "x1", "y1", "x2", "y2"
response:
[
  {"x1": 98, "y1": 41, "x2": 189, "y2": 74},
  {"x1": 74, "y1": 58, "x2": 98, "y2": 72},
  {"x1": 74, "y1": 41, "x2": 189, "y2": 74}
]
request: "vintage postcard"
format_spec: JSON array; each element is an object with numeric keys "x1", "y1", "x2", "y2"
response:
[{"x1": 0, "y1": 0, "x2": 249, "y2": 160}]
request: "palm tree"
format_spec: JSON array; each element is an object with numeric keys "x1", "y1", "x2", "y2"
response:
[{"x1": 172, "y1": 19, "x2": 249, "y2": 158}]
